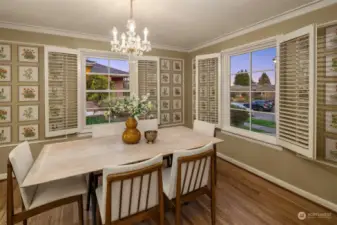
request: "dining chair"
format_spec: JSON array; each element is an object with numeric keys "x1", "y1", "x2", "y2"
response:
[
  {"x1": 162, "y1": 142, "x2": 216, "y2": 225},
  {"x1": 88, "y1": 122, "x2": 126, "y2": 211},
  {"x1": 7, "y1": 141, "x2": 87, "y2": 225},
  {"x1": 93, "y1": 154, "x2": 164, "y2": 225},
  {"x1": 137, "y1": 118, "x2": 158, "y2": 134},
  {"x1": 193, "y1": 119, "x2": 217, "y2": 184}
]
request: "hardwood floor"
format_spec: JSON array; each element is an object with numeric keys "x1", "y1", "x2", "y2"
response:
[{"x1": 1, "y1": 159, "x2": 337, "y2": 225}]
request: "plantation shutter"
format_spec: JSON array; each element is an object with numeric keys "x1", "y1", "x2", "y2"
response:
[
  {"x1": 45, "y1": 46, "x2": 79, "y2": 137},
  {"x1": 137, "y1": 57, "x2": 160, "y2": 120},
  {"x1": 192, "y1": 58, "x2": 196, "y2": 120},
  {"x1": 277, "y1": 25, "x2": 315, "y2": 158},
  {"x1": 196, "y1": 54, "x2": 221, "y2": 126}
]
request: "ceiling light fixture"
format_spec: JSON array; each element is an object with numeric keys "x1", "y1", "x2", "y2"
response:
[{"x1": 110, "y1": 0, "x2": 151, "y2": 56}]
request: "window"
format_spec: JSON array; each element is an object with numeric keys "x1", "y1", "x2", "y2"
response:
[
  {"x1": 223, "y1": 39, "x2": 277, "y2": 143},
  {"x1": 85, "y1": 57, "x2": 130, "y2": 126}
]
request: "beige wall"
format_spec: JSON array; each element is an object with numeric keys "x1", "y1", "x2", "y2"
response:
[
  {"x1": 0, "y1": 28, "x2": 188, "y2": 174},
  {"x1": 187, "y1": 3, "x2": 337, "y2": 206}
]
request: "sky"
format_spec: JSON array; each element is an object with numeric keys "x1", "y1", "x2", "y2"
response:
[
  {"x1": 87, "y1": 57, "x2": 129, "y2": 73},
  {"x1": 230, "y1": 47, "x2": 276, "y2": 85}
]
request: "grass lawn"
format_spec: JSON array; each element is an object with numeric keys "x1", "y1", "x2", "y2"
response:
[{"x1": 251, "y1": 118, "x2": 276, "y2": 128}]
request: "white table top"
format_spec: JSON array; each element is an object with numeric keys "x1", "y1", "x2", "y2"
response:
[{"x1": 22, "y1": 126, "x2": 223, "y2": 187}]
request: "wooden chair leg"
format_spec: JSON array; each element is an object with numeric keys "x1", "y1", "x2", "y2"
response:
[
  {"x1": 96, "y1": 201, "x2": 102, "y2": 225},
  {"x1": 22, "y1": 201, "x2": 27, "y2": 225},
  {"x1": 175, "y1": 199, "x2": 181, "y2": 225},
  {"x1": 92, "y1": 189, "x2": 97, "y2": 225},
  {"x1": 211, "y1": 154, "x2": 216, "y2": 225},
  {"x1": 214, "y1": 144, "x2": 217, "y2": 185},
  {"x1": 87, "y1": 172, "x2": 93, "y2": 211},
  {"x1": 7, "y1": 161, "x2": 14, "y2": 225},
  {"x1": 78, "y1": 196, "x2": 84, "y2": 225}
]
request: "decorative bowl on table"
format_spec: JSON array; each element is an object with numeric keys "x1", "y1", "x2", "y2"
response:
[{"x1": 144, "y1": 130, "x2": 158, "y2": 144}]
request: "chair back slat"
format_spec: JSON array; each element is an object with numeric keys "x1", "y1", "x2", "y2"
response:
[
  {"x1": 102, "y1": 155, "x2": 163, "y2": 224},
  {"x1": 167, "y1": 142, "x2": 214, "y2": 199},
  {"x1": 8, "y1": 141, "x2": 37, "y2": 209}
]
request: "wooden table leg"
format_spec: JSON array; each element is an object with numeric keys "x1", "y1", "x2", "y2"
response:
[{"x1": 214, "y1": 144, "x2": 217, "y2": 185}]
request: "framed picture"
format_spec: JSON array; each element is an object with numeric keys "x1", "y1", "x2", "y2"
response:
[
  {"x1": 161, "y1": 86, "x2": 170, "y2": 97},
  {"x1": 173, "y1": 99, "x2": 181, "y2": 110},
  {"x1": 173, "y1": 61, "x2": 182, "y2": 71},
  {"x1": 200, "y1": 87, "x2": 208, "y2": 98},
  {"x1": 0, "y1": 44, "x2": 11, "y2": 61},
  {"x1": 19, "y1": 86, "x2": 39, "y2": 102},
  {"x1": 173, "y1": 87, "x2": 181, "y2": 97},
  {"x1": 173, "y1": 74, "x2": 182, "y2": 84},
  {"x1": 0, "y1": 106, "x2": 11, "y2": 123},
  {"x1": 160, "y1": 59, "x2": 170, "y2": 71},
  {"x1": 325, "y1": 54, "x2": 337, "y2": 77},
  {"x1": 200, "y1": 73, "x2": 207, "y2": 83},
  {"x1": 19, "y1": 124, "x2": 39, "y2": 141},
  {"x1": 210, "y1": 101, "x2": 217, "y2": 112},
  {"x1": 19, "y1": 105, "x2": 39, "y2": 121},
  {"x1": 326, "y1": 25, "x2": 337, "y2": 50},
  {"x1": 161, "y1": 113, "x2": 170, "y2": 124},
  {"x1": 325, "y1": 138, "x2": 337, "y2": 162},
  {"x1": 160, "y1": 100, "x2": 170, "y2": 110},
  {"x1": 325, "y1": 83, "x2": 337, "y2": 105},
  {"x1": 18, "y1": 46, "x2": 39, "y2": 63},
  {"x1": 161, "y1": 73, "x2": 170, "y2": 84},
  {"x1": 0, "y1": 86, "x2": 11, "y2": 102},
  {"x1": 173, "y1": 112, "x2": 182, "y2": 123},
  {"x1": 200, "y1": 101, "x2": 208, "y2": 111},
  {"x1": 0, "y1": 126, "x2": 11, "y2": 143},
  {"x1": 325, "y1": 111, "x2": 337, "y2": 133},
  {"x1": 19, "y1": 66, "x2": 39, "y2": 82},
  {"x1": 147, "y1": 88, "x2": 157, "y2": 97},
  {"x1": 209, "y1": 86, "x2": 216, "y2": 97},
  {"x1": 0, "y1": 65, "x2": 11, "y2": 82}
]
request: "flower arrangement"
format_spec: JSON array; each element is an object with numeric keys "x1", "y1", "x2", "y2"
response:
[
  {"x1": 0, "y1": 109, "x2": 7, "y2": 120},
  {"x1": 22, "y1": 49, "x2": 36, "y2": 60},
  {"x1": 104, "y1": 93, "x2": 153, "y2": 119},
  {"x1": 0, "y1": 67, "x2": 7, "y2": 79},
  {"x1": 22, "y1": 127, "x2": 36, "y2": 137},
  {"x1": 22, "y1": 88, "x2": 36, "y2": 98}
]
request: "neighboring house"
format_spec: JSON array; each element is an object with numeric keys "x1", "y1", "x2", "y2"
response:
[{"x1": 231, "y1": 84, "x2": 275, "y2": 102}]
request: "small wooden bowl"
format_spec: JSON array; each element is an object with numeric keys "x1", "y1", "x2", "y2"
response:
[{"x1": 144, "y1": 130, "x2": 158, "y2": 144}]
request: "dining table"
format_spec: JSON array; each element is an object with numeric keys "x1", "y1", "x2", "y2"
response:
[{"x1": 22, "y1": 126, "x2": 223, "y2": 188}]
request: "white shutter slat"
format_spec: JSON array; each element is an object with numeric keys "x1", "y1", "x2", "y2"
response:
[
  {"x1": 138, "y1": 58, "x2": 159, "y2": 120},
  {"x1": 277, "y1": 25, "x2": 315, "y2": 158},
  {"x1": 45, "y1": 47, "x2": 79, "y2": 137},
  {"x1": 196, "y1": 54, "x2": 221, "y2": 127}
]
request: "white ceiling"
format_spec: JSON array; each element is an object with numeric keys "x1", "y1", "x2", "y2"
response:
[{"x1": 0, "y1": 0, "x2": 323, "y2": 50}]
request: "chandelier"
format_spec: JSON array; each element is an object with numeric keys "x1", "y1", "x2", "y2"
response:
[{"x1": 110, "y1": 0, "x2": 151, "y2": 56}]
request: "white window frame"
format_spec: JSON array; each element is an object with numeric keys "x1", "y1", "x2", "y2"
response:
[
  {"x1": 222, "y1": 37, "x2": 278, "y2": 145},
  {"x1": 79, "y1": 50, "x2": 137, "y2": 132}
]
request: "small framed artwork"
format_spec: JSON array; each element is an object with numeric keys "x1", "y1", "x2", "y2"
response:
[
  {"x1": 161, "y1": 59, "x2": 170, "y2": 71},
  {"x1": 0, "y1": 65, "x2": 11, "y2": 81},
  {"x1": 200, "y1": 87, "x2": 208, "y2": 98},
  {"x1": 0, "y1": 44, "x2": 11, "y2": 61},
  {"x1": 325, "y1": 111, "x2": 337, "y2": 133},
  {"x1": 200, "y1": 73, "x2": 207, "y2": 83},
  {"x1": 173, "y1": 99, "x2": 181, "y2": 110},
  {"x1": 19, "y1": 66, "x2": 39, "y2": 82},
  {"x1": 326, "y1": 25, "x2": 337, "y2": 50},
  {"x1": 161, "y1": 73, "x2": 170, "y2": 84},
  {"x1": 210, "y1": 101, "x2": 217, "y2": 112},
  {"x1": 0, "y1": 106, "x2": 11, "y2": 123},
  {"x1": 147, "y1": 88, "x2": 157, "y2": 97},
  {"x1": 173, "y1": 87, "x2": 181, "y2": 97},
  {"x1": 19, "y1": 86, "x2": 39, "y2": 102},
  {"x1": 173, "y1": 60, "x2": 182, "y2": 71},
  {"x1": 161, "y1": 86, "x2": 170, "y2": 97},
  {"x1": 161, "y1": 100, "x2": 170, "y2": 110},
  {"x1": 199, "y1": 101, "x2": 208, "y2": 111},
  {"x1": 0, "y1": 86, "x2": 11, "y2": 102},
  {"x1": 161, "y1": 113, "x2": 170, "y2": 124},
  {"x1": 173, "y1": 74, "x2": 182, "y2": 84},
  {"x1": 19, "y1": 105, "x2": 39, "y2": 121},
  {"x1": 326, "y1": 55, "x2": 337, "y2": 77},
  {"x1": 0, "y1": 126, "x2": 11, "y2": 143},
  {"x1": 173, "y1": 112, "x2": 182, "y2": 123},
  {"x1": 19, "y1": 124, "x2": 39, "y2": 141},
  {"x1": 18, "y1": 46, "x2": 39, "y2": 63},
  {"x1": 325, "y1": 83, "x2": 337, "y2": 105},
  {"x1": 192, "y1": 60, "x2": 196, "y2": 70},
  {"x1": 325, "y1": 138, "x2": 337, "y2": 162},
  {"x1": 209, "y1": 86, "x2": 216, "y2": 97}
]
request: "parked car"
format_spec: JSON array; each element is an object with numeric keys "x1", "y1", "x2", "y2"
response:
[
  {"x1": 231, "y1": 102, "x2": 249, "y2": 111},
  {"x1": 251, "y1": 100, "x2": 273, "y2": 112}
]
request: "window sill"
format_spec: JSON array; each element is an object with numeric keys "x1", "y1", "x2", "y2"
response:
[{"x1": 221, "y1": 126, "x2": 282, "y2": 151}]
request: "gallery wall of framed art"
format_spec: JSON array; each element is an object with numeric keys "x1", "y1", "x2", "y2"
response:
[{"x1": 0, "y1": 42, "x2": 44, "y2": 145}]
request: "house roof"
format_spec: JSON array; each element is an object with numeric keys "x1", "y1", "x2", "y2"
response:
[{"x1": 86, "y1": 59, "x2": 128, "y2": 75}]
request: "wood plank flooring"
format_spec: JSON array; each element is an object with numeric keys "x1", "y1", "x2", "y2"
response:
[{"x1": 1, "y1": 159, "x2": 337, "y2": 225}]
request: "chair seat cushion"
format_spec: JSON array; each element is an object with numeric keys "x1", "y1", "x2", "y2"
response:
[
  {"x1": 29, "y1": 175, "x2": 87, "y2": 209},
  {"x1": 162, "y1": 167, "x2": 172, "y2": 199}
]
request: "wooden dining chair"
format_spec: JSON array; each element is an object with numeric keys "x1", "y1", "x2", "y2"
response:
[
  {"x1": 137, "y1": 118, "x2": 158, "y2": 134},
  {"x1": 193, "y1": 119, "x2": 217, "y2": 184},
  {"x1": 162, "y1": 142, "x2": 216, "y2": 225},
  {"x1": 93, "y1": 154, "x2": 164, "y2": 225},
  {"x1": 7, "y1": 141, "x2": 87, "y2": 225}
]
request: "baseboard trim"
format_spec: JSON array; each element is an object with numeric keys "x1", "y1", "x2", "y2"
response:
[
  {"x1": 217, "y1": 152, "x2": 337, "y2": 213},
  {"x1": 0, "y1": 173, "x2": 6, "y2": 181}
]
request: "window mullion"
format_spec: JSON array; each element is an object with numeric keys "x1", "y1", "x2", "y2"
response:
[{"x1": 249, "y1": 52, "x2": 252, "y2": 132}]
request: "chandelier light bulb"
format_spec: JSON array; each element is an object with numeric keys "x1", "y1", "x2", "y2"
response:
[
  {"x1": 143, "y1": 27, "x2": 148, "y2": 41},
  {"x1": 112, "y1": 27, "x2": 118, "y2": 41}
]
